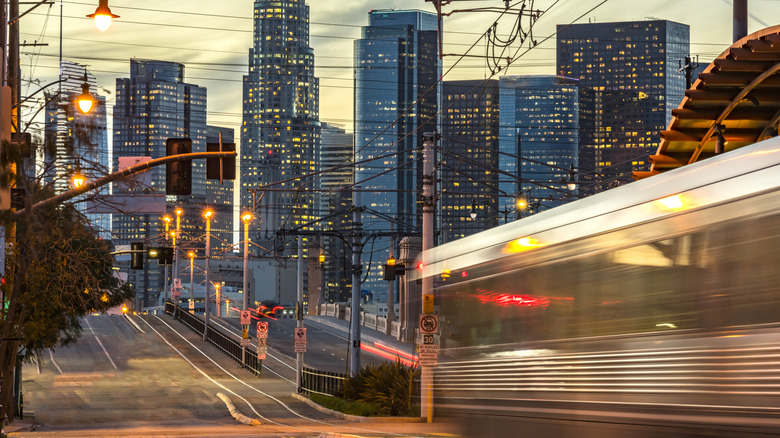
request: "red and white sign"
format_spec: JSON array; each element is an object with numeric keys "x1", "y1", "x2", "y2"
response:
[
  {"x1": 240, "y1": 310, "x2": 251, "y2": 325},
  {"x1": 257, "y1": 321, "x2": 268, "y2": 334},
  {"x1": 294, "y1": 327, "x2": 307, "y2": 353},
  {"x1": 419, "y1": 314, "x2": 439, "y2": 334}
]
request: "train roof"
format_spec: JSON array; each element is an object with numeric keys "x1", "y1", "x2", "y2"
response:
[{"x1": 421, "y1": 135, "x2": 780, "y2": 273}]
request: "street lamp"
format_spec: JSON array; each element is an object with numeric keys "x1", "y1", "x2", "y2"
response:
[
  {"x1": 71, "y1": 172, "x2": 86, "y2": 189},
  {"x1": 75, "y1": 71, "x2": 95, "y2": 114},
  {"x1": 87, "y1": 0, "x2": 120, "y2": 32},
  {"x1": 203, "y1": 209, "x2": 213, "y2": 341}
]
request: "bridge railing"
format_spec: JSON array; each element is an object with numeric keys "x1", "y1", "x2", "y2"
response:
[
  {"x1": 164, "y1": 301, "x2": 262, "y2": 377},
  {"x1": 300, "y1": 365, "x2": 345, "y2": 397}
]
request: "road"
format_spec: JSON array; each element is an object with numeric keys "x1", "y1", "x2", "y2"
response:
[
  {"x1": 211, "y1": 315, "x2": 410, "y2": 374},
  {"x1": 14, "y1": 313, "x2": 459, "y2": 437}
]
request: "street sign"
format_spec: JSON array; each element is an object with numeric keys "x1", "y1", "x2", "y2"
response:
[
  {"x1": 242, "y1": 327, "x2": 249, "y2": 339},
  {"x1": 257, "y1": 338, "x2": 267, "y2": 347},
  {"x1": 240, "y1": 338, "x2": 251, "y2": 347},
  {"x1": 173, "y1": 278, "x2": 181, "y2": 289},
  {"x1": 257, "y1": 321, "x2": 269, "y2": 338},
  {"x1": 419, "y1": 314, "x2": 439, "y2": 334},
  {"x1": 419, "y1": 334, "x2": 439, "y2": 366},
  {"x1": 240, "y1": 310, "x2": 251, "y2": 325},
  {"x1": 171, "y1": 289, "x2": 180, "y2": 299},
  {"x1": 258, "y1": 345, "x2": 268, "y2": 360},
  {"x1": 294, "y1": 327, "x2": 307, "y2": 353}
]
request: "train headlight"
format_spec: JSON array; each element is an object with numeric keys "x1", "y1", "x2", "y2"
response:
[{"x1": 506, "y1": 236, "x2": 545, "y2": 253}]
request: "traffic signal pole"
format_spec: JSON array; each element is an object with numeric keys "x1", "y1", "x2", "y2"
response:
[{"x1": 11, "y1": 151, "x2": 235, "y2": 217}]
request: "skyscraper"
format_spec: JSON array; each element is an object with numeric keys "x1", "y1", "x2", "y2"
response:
[
  {"x1": 499, "y1": 75, "x2": 586, "y2": 215},
  {"x1": 354, "y1": 9, "x2": 440, "y2": 298},
  {"x1": 44, "y1": 61, "x2": 110, "y2": 237},
  {"x1": 241, "y1": 0, "x2": 320, "y2": 255},
  {"x1": 440, "y1": 79, "x2": 500, "y2": 239},
  {"x1": 112, "y1": 59, "x2": 208, "y2": 309},
  {"x1": 557, "y1": 20, "x2": 689, "y2": 186},
  {"x1": 318, "y1": 123, "x2": 354, "y2": 303}
]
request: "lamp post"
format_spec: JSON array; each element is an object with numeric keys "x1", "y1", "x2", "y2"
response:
[
  {"x1": 188, "y1": 251, "x2": 195, "y2": 312},
  {"x1": 162, "y1": 215, "x2": 172, "y2": 303},
  {"x1": 240, "y1": 212, "x2": 252, "y2": 368},
  {"x1": 174, "y1": 207, "x2": 183, "y2": 307},
  {"x1": 241, "y1": 212, "x2": 253, "y2": 313},
  {"x1": 203, "y1": 209, "x2": 213, "y2": 341}
]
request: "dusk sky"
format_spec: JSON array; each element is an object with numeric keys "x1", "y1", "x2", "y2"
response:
[{"x1": 19, "y1": 0, "x2": 779, "y2": 137}]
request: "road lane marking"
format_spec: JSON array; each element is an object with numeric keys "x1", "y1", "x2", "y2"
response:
[
  {"x1": 48, "y1": 349, "x2": 63, "y2": 374},
  {"x1": 149, "y1": 316, "x2": 415, "y2": 437},
  {"x1": 84, "y1": 317, "x2": 118, "y2": 370},
  {"x1": 123, "y1": 314, "x2": 146, "y2": 334}
]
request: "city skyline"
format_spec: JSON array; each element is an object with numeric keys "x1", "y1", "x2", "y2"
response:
[{"x1": 18, "y1": 1, "x2": 778, "y2": 138}]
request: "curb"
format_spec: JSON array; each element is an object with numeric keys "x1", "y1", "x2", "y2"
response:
[
  {"x1": 216, "y1": 392, "x2": 261, "y2": 426},
  {"x1": 291, "y1": 393, "x2": 422, "y2": 423}
]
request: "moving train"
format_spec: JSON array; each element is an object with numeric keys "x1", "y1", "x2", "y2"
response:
[{"x1": 419, "y1": 136, "x2": 780, "y2": 437}]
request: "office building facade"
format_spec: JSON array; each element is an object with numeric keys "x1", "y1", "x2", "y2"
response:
[
  {"x1": 112, "y1": 59, "x2": 209, "y2": 309},
  {"x1": 44, "y1": 61, "x2": 110, "y2": 237},
  {"x1": 354, "y1": 9, "x2": 440, "y2": 299},
  {"x1": 440, "y1": 79, "x2": 500, "y2": 239},
  {"x1": 499, "y1": 75, "x2": 586, "y2": 215},
  {"x1": 557, "y1": 19, "x2": 689, "y2": 186},
  {"x1": 241, "y1": 0, "x2": 320, "y2": 256}
]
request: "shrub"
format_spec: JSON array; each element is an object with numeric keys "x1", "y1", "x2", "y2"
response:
[{"x1": 337, "y1": 358, "x2": 420, "y2": 416}]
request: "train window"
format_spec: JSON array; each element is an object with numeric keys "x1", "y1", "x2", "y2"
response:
[{"x1": 439, "y1": 210, "x2": 780, "y2": 350}]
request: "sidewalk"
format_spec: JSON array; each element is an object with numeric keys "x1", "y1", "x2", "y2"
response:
[{"x1": 306, "y1": 315, "x2": 419, "y2": 363}]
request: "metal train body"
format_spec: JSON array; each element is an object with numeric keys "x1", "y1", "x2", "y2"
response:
[{"x1": 419, "y1": 136, "x2": 780, "y2": 437}]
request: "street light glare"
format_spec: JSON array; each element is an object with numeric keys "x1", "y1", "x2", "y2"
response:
[
  {"x1": 241, "y1": 212, "x2": 253, "y2": 223},
  {"x1": 175, "y1": 207, "x2": 183, "y2": 216},
  {"x1": 71, "y1": 173, "x2": 86, "y2": 188},
  {"x1": 87, "y1": 0, "x2": 120, "y2": 32},
  {"x1": 204, "y1": 209, "x2": 214, "y2": 219}
]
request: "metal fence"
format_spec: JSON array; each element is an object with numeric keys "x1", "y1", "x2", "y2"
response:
[
  {"x1": 163, "y1": 302, "x2": 349, "y2": 392},
  {"x1": 164, "y1": 302, "x2": 263, "y2": 377},
  {"x1": 300, "y1": 365, "x2": 345, "y2": 397}
]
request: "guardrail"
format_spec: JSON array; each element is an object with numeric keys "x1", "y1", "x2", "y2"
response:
[
  {"x1": 300, "y1": 366, "x2": 345, "y2": 397},
  {"x1": 164, "y1": 301, "x2": 263, "y2": 377}
]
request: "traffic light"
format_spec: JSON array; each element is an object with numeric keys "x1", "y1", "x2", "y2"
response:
[
  {"x1": 158, "y1": 247, "x2": 173, "y2": 266},
  {"x1": 131, "y1": 242, "x2": 144, "y2": 270},
  {"x1": 166, "y1": 138, "x2": 192, "y2": 195},
  {"x1": 382, "y1": 257, "x2": 406, "y2": 281},
  {"x1": 206, "y1": 141, "x2": 236, "y2": 181}
]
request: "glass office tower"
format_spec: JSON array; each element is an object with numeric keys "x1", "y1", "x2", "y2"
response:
[
  {"x1": 499, "y1": 75, "x2": 584, "y2": 216},
  {"x1": 241, "y1": 0, "x2": 320, "y2": 255},
  {"x1": 112, "y1": 59, "x2": 208, "y2": 309},
  {"x1": 440, "y1": 79, "x2": 500, "y2": 239},
  {"x1": 557, "y1": 20, "x2": 689, "y2": 186},
  {"x1": 44, "y1": 61, "x2": 110, "y2": 238},
  {"x1": 354, "y1": 9, "x2": 440, "y2": 300}
]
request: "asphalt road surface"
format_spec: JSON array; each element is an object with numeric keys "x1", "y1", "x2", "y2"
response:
[{"x1": 15, "y1": 313, "x2": 459, "y2": 437}]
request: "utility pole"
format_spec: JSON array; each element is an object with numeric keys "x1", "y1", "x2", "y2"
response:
[
  {"x1": 734, "y1": 0, "x2": 748, "y2": 42},
  {"x1": 349, "y1": 190, "x2": 363, "y2": 376},
  {"x1": 296, "y1": 235, "x2": 304, "y2": 388},
  {"x1": 421, "y1": 132, "x2": 437, "y2": 423},
  {"x1": 678, "y1": 55, "x2": 699, "y2": 90}
]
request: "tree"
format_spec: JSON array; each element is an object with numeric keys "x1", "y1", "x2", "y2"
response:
[{"x1": 0, "y1": 129, "x2": 133, "y2": 425}]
